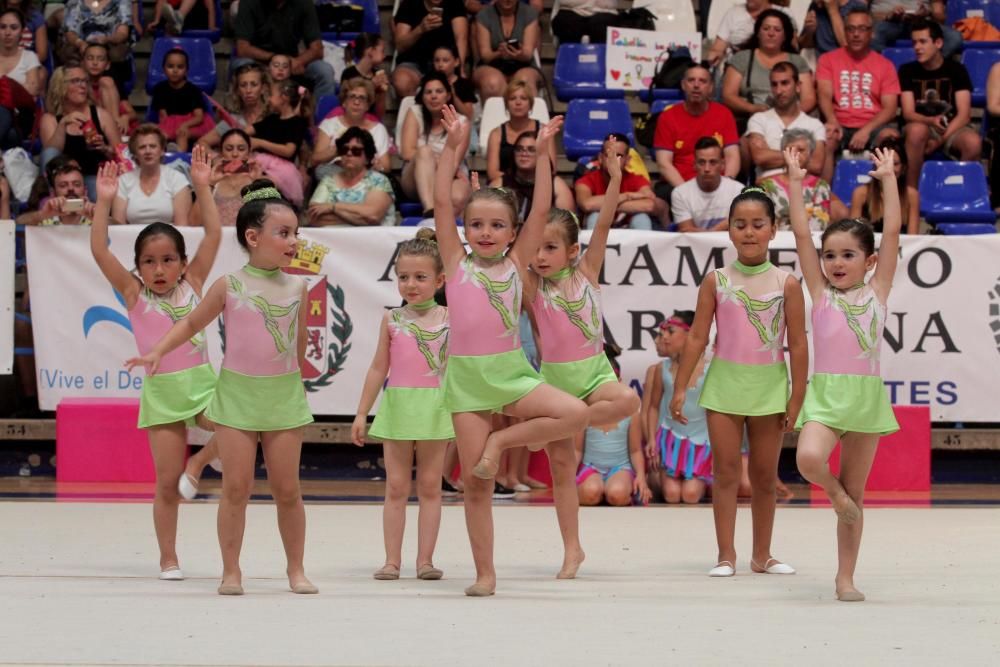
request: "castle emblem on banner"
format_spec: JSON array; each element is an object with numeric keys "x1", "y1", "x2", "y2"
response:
[{"x1": 284, "y1": 239, "x2": 352, "y2": 391}]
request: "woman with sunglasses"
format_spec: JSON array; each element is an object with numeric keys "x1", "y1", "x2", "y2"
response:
[
  {"x1": 311, "y1": 77, "x2": 392, "y2": 177},
  {"x1": 307, "y1": 126, "x2": 397, "y2": 227},
  {"x1": 490, "y1": 131, "x2": 574, "y2": 220}
]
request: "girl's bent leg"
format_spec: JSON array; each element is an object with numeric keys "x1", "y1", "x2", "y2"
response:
[
  {"x1": 834, "y1": 433, "x2": 879, "y2": 601},
  {"x1": 546, "y1": 439, "x2": 585, "y2": 579},
  {"x1": 577, "y1": 473, "x2": 605, "y2": 506},
  {"x1": 663, "y1": 475, "x2": 682, "y2": 504},
  {"x1": 746, "y1": 414, "x2": 786, "y2": 570},
  {"x1": 706, "y1": 411, "x2": 745, "y2": 567},
  {"x1": 603, "y1": 470, "x2": 635, "y2": 507},
  {"x1": 452, "y1": 411, "x2": 497, "y2": 596},
  {"x1": 215, "y1": 425, "x2": 258, "y2": 592},
  {"x1": 796, "y1": 421, "x2": 860, "y2": 523},
  {"x1": 380, "y1": 440, "x2": 415, "y2": 573},
  {"x1": 414, "y1": 440, "x2": 447, "y2": 575},
  {"x1": 147, "y1": 424, "x2": 188, "y2": 572},
  {"x1": 681, "y1": 478, "x2": 708, "y2": 504},
  {"x1": 585, "y1": 382, "x2": 641, "y2": 431},
  {"x1": 260, "y1": 427, "x2": 315, "y2": 593}
]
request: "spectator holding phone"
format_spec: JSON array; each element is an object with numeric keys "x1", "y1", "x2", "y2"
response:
[
  {"x1": 392, "y1": 0, "x2": 468, "y2": 99},
  {"x1": 192, "y1": 128, "x2": 262, "y2": 227},
  {"x1": 16, "y1": 158, "x2": 96, "y2": 226},
  {"x1": 473, "y1": 0, "x2": 543, "y2": 100}
]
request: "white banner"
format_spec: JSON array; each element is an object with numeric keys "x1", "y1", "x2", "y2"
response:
[
  {"x1": 605, "y1": 27, "x2": 702, "y2": 92},
  {"x1": 0, "y1": 221, "x2": 14, "y2": 374},
  {"x1": 25, "y1": 228, "x2": 1000, "y2": 421}
]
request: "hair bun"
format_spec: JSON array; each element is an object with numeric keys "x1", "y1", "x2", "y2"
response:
[{"x1": 415, "y1": 227, "x2": 437, "y2": 243}]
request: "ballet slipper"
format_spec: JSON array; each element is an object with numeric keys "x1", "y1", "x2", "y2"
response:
[
  {"x1": 836, "y1": 588, "x2": 866, "y2": 602},
  {"x1": 177, "y1": 473, "x2": 199, "y2": 501},
  {"x1": 750, "y1": 558, "x2": 796, "y2": 575},
  {"x1": 159, "y1": 566, "x2": 184, "y2": 581},
  {"x1": 512, "y1": 482, "x2": 531, "y2": 492},
  {"x1": 464, "y1": 582, "x2": 495, "y2": 597},
  {"x1": 217, "y1": 583, "x2": 244, "y2": 595},
  {"x1": 290, "y1": 581, "x2": 319, "y2": 594},
  {"x1": 830, "y1": 491, "x2": 861, "y2": 525},
  {"x1": 472, "y1": 456, "x2": 500, "y2": 480},
  {"x1": 416, "y1": 564, "x2": 443, "y2": 580},
  {"x1": 373, "y1": 564, "x2": 400, "y2": 580},
  {"x1": 708, "y1": 561, "x2": 735, "y2": 577}
]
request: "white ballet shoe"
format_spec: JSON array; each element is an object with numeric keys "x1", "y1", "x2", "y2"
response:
[
  {"x1": 159, "y1": 567, "x2": 184, "y2": 581},
  {"x1": 751, "y1": 558, "x2": 796, "y2": 575},
  {"x1": 708, "y1": 561, "x2": 735, "y2": 577},
  {"x1": 177, "y1": 473, "x2": 199, "y2": 500}
]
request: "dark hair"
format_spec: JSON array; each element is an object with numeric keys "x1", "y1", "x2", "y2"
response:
[
  {"x1": 433, "y1": 43, "x2": 461, "y2": 61},
  {"x1": 742, "y1": 8, "x2": 797, "y2": 52},
  {"x1": 547, "y1": 208, "x2": 580, "y2": 246},
  {"x1": 236, "y1": 179, "x2": 296, "y2": 251},
  {"x1": 604, "y1": 341, "x2": 622, "y2": 378},
  {"x1": 416, "y1": 71, "x2": 453, "y2": 141},
  {"x1": 83, "y1": 42, "x2": 110, "y2": 58},
  {"x1": 671, "y1": 310, "x2": 695, "y2": 327},
  {"x1": 909, "y1": 17, "x2": 943, "y2": 42},
  {"x1": 0, "y1": 8, "x2": 25, "y2": 29},
  {"x1": 862, "y1": 137, "x2": 911, "y2": 227},
  {"x1": 220, "y1": 127, "x2": 251, "y2": 149},
  {"x1": 694, "y1": 136, "x2": 722, "y2": 153},
  {"x1": 135, "y1": 222, "x2": 187, "y2": 267},
  {"x1": 396, "y1": 227, "x2": 443, "y2": 274},
  {"x1": 728, "y1": 186, "x2": 776, "y2": 224},
  {"x1": 605, "y1": 132, "x2": 631, "y2": 149},
  {"x1": 162, "y1": 47, "x2": 188, "y2": 70},
  {"x1": 845, "y1": 6, "x2": 872, "y2": 21},
  {"x1": 345, "y1": 33, "x2": 383, "y2": 63},
  {"x1": 30, "y1": 156, "x2": 82, "y2": 210},
  {"x1": 770, "y1": 60, "x2": 800, "y2": 81},
  {"x1": 335, "y1": 126, "x2": 377, "y2": 166},
  {"x1": 272, "y1": 78, "x2": 313, "y2": 119},
  {"x1": 820, "y1": 218, "x2": 876, "y2": 257}
]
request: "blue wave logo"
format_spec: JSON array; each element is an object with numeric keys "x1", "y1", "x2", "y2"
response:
[{"x1": 83, "y1": 290, "x2": 132, "y2": 337}]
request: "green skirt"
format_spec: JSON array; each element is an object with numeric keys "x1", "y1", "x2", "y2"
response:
[
  {"x1": 699, "y1": 357, "x2": 789, "y2": 416},
  {"x1": 796, "y1": 373, "x2": 899, "y2": 435},
  {"x1": 369, "y1": 386, "x2": 455, "y2": 441},
  {"x1": 138, "y1": 363, "x2": 217, "y2": 429},
  {"x1": 204, "y1": 368, "x2": 314, "y2": 432},
  {"x1": 443, "y1": 349, "x2": 542, "y2": 413},
  {"x1": 541, "y1": 353, "x2": 618, "y2": 400}
]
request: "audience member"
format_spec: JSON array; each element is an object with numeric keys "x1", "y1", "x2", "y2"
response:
[
  {"x1": 988, "y1": 62, "x2": 1000, "y2": 212},
  {"x1": 899, "y1": 19, "x2": 981, "y2": 189},
  {"x1": 308, "y1": 127, "x2": 396, "y2": 227},
  {"x1": 59, "y1": 0, "x2": 133, "y2": 74},
  {"x1": 248, "y1": 78, "x2": 311, "y2": 205},
  {"x1": 575, "y1": 132, "x2": 657, "y2": 230},
  {"x1": 551, "y1": 0, "x2": 619, "y2": 45},
  {"x1": 746, "y1": 62, "x2": 828, "y2": 182},
  {"x1": 432, "y1": 44, "x2": 477, "y2": 119},
  {"x1": 0, "y1": 8, "x2": 42, "y2": 97},
  {"x1": 490, "y1": 131, "x2": 575, "y2": 218},
  {"x1": 816, "y1": 8, "x2": 901, "y2": 153},
  {"x1": 759, "y1": 128, "x2": 846, "y2": 230},
  {"x1": 113, "y1": 124, "x2": 192, "y2": 226},
  {"x1": 16, "y1": 159, "x2": 94, "y2": 226},
  {"x1": 147, "y1": 0, "x2": 213, "y2": 35},
  {"x1": 392, "y1": 0, "x2": 468, "y2": 99},
  {"x1": 849, "y1": 137, "x2": 920, "y2": 234},
  {"x1": 312, "y1": 78, "x2": 392, "y2": 176},
  {"x1": 340, "y1": 34, "x2": 389, "y2": 118},
  {"x1": 707, "y1": 0, "x2": 794, "y2": 67},
  {"x1": 5, "y1": 0, "x2": 46, "y2": 63},
  {"x1": 193, "y1": 128, "x2": 261, "y2": 227},
  {"x1": 670, "y1": 137, "x2": 744, "y2": 232},
  {"x1": 149, "y1": 48, "x2": 216, "y2": 152},
  {"x1": 197, "y1": 62, "x2": 270, "y2": 150},
  {"x1": 82, "y1": 42, "x2": 137, "y2": 136},
  {"x1": 485, "y1": 79, "x2": 548, "y2": 183},
  {"x1": 800, "y1": 0, "x2": 860, "y2": 56},
  {"x1": 473, "y1": 0, "x2": 542, "y2": 100},
  {"x1": 870, "y1": 0, "x2": 961, "y2": 57}
]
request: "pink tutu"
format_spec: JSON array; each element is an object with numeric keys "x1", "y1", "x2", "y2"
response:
[
  {"x1": 656, "y1": 426, "x2": 713, "y2": 483},
  {"x1": 252, "y1": 152, "x2": 304, "y2": 206},
  {"x1": 160, "y1": 112, "x2": 216, "y2": 141}
]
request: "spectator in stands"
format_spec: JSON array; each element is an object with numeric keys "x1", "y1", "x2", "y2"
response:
[
  {"x1": 988, "y1": 62, "x2": 1000, "y2": 213},
  {"x1": 40, "y1": 65, "x2": 121, "y2": 199},
  {"x1": 147, "y1": 0, "x2": 213, "y2": 36},
  {"x1": 59, "y1": 0, "x2": 133, "y2": 71},
  {"x1": 670, "y1": 137, "x2": 745, "y2": 232},
  {"x1": 232, "y1": 0, "x2": 337, "y2": 98},
  {"x1": 721, "y1": 8, "x2": 815, "y2": 133},
  {"x1": 473, "y1": 0, "x2": 543, "y2": 100},
  {"x1": 112, "y1": 124, "x2": 192, "y2": 226},
  {"x1": 399, "y1": 71, "x2": 470, "y2": 216},
  {"x1": 307, "y1": 126, "x2": 396, "y2": 227},
  {"x1": 707, "y1": 0, "x2": 794, "y2": 68},
  {"x1": 16, "y1": 158, "x2": 95, "y2": 225},
  {"x1": 491, "y1": 130, "x2": 575, "y2": 219},
  {"x1": 485, "y1": 79, "x2": 550, "y2": 183},
  {"x1": 0, "y1": 8, "x2": 42, "y2": 97},
  {"x1": 746, "y1": 62, "x2": 829, "y2": 183},
  {"x1": 652, "y1": 63, "x2": 740, "y2": 210},
  {"x1": 6, "y1": 0, "x2": 46, "y2": 67},
  {"x1": 311, "y1": 77, "x2": 392, "y2": 177},
  {"x1": 432, "y1": 44, "x2": 476, "y2": 119},
  {"x1": 392, "y1": 0, "x2": 468, "y2": 99},
  {"x1": 192, "y1": 128, "x2": 261, "y2": 227},
  {"x1": 849, "y1": 137, "x2": 920, "y2": 233},
  {"x1": 800, "y1": 0, "x2": 859, "y2": 57},
  {"x1": 551, "y1": 0, "x2": 619, "y2": 45},
  {"x1": 575, "y1": 132, "x2": 657, "y2": 230},
  {"x1": 82, "y1": 43, "x2": 137, "y2": 136},
  {"x1": 816, "y1": 8, "x2": 900, "y2": 154},
  {"x1": 248, "y1": 78, "x2": 311, "y2": 205},
  {"x1": 899, "y1": 20, "x2": 981, "y2": 190},
  {"x1": 340, "y1": 34, "x2": 389, "y2": 118},
  {"x1": 760, "y1": 128, "x2": 845, "y2": 230},
  {"x1": 197, "y1": 62, "x2": 270, "y2": 150},
  {"x1": 149, "y1": 48, "x2": 216, "y2": 153},
  {"x1": 870, "y1": 0, "x2": 961, "y2": 57}
]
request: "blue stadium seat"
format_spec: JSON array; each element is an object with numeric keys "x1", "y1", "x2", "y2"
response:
[
  {"x1": 919, "y1": 161, "x2": 996, "y2": 223},
  {"x1": 553, "y1": 44, "x2": 624, "y2": 101},
  {"x1": 314, "y1": 95, "x2": 340, "y2": 123},
  {"x1": 399, "y1": 202, "x2": 423, "y2": 217},
  {"x1": 121, "y1": 54, "x2": 136, "y2": 96},
  {"x1": 638, "y1": 88, "x2": 684, "y2": 102},
  {"x1": 146, "y1": 37, "x2": 217, "y2": 95},
  {"x1": 321, "y1": 0, "x2": 381, "y2": 41},
  {"x1": 562, "y1": 99, "x2": 635, "y2": 160},
  {"x1": 947, "y1": 0, "x2": 1000, "y2": 27},
  {"x1": 832, "y1": 159, "x2": 873, "y2": 204},
  {"x1": 962, "y1": 49, "x2": 1000, "y2": 106},
  {"x1": 882, "y1": 47, "x2": 912, "y2": 71},
  {"x1": 400, "y1": 216, "x2": 424, "y2": 227},
  {"x1": 934, "y1": 223, "x2": 997, "y2": 234},
  {"x1": 163, "y1": 152, "x2": 193, "y2": 165},
  {"x1": 650, "y1": 99, "x2": 675, "y2": 116}
]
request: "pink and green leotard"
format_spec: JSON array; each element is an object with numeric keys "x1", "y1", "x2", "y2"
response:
[
  {"x1": 442, "y1": 254, "x2": 541, "y2": 413},
  {"x1": 796, "y1": 283, "x2": 899, "y2": 435},
  {"x1": 368, "y1": 303, "x2": 456, "y2": 441},
  {"x1": 531, "y1": 265, "x2": 617, "y2": 399},
  {"x1": 130, "y1": 280, "x2": 217, "y2": 428},
  {"x1": 204, "y1": 264, "x2": 314, "y2": 432},
  {"x1": 699, "y1": 260, "x2": 791, "y2": 416}
]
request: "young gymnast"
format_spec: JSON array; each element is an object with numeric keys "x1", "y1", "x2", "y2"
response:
[
  {"x1": 127, "y1": 179, "x2": 317, "y2": 596},
  {"x1": 433, "y1": 106, "x2": 589, "y2": 596},
  {"x1": 646, "y1": 311, "x2": 713, "y2": 504},
  {"x1": 89, "y1": 147, "x2": 220, "y2": 580},
  {"x1": 785, "y1": 146, "x2": 900, "y2": 602},
  {"x1": 351, "y1": 228, "x2": 454, "y2": 582},
  {"x1": 577, "y1": 412, "x2": 651, "y2": 507},
  {"x1": 671, "y1": 187, "x2": 808, "y2": 578}
]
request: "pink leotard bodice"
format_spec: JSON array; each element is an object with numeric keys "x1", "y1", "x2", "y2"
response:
[
  {"x1": 812, "y1": 283, "x2": 886, "y2": 376},
  {"x1": 220, "y1": 265, "x2": 305, "y2": 376},
  {"x1": 128, "y1": 280, "x2": 208, "y2": 374},
  {"x1": 713, "y1": 263, "x2": 790, "y2": 366},
  {"x1": 445, "y1": 254, "x2": 522, "y2": 356},
  {"x1": 386, "y1": 305, "x2": 449, "y2": 388},
  {"x1": 531, "y1": 266, "x2": 603, "y2": 363}
]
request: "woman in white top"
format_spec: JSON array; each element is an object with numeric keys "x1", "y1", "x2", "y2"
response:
[
  {"x1": 311, "y1": 77, "x2": 392, "y2": 176},
  {"x1": 0, "y1": 8, "x2": 42, "y2": 95},
  {"x1": 399, "y1": 71, "x2": 469, "y2": 215},
  {"x1": 112, "y1": 124, "x2": 192, "y2": 226}
]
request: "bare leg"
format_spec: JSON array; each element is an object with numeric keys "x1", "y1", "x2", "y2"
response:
[
  {"x1": 147, "y1": 424, "x2": 187, "y2": 571},
  {"x1": 380, "y1": 440, "x2": 415, "y2": 573},
  {"x1": 706, "y1": 411, "x2": 745, "y2": 567},
  {"x1": 663, "y1": 475, "x2": 682, "y2": 504},
  {"x1": 414, "y1": 440, "x2": 447, "y2": 572},
  {"x1": 584, "y1": 381, "x2": 640, "y2": 431},
  {"x1": 737, "y1": 454, "x2": 752, "y2": 497},
  {"x1": 215, "y1": 425, "x2": 258, "y2": 592},
  {"x1": 796, "y1": 421, "x2": 860, "y2": 523},
  {"x1": 603, "y1": 469, "x2": 634, "y2": 507},
  {"x1": 577, "y1": 473, "x2": 604, "y2": 506},
  {"x1": 547, "y1": 439, "x2": 585, "y2": 579},
  {"x1": 746, "y1": 414, "x2": 785, "y2": 569},
  {"x1": 452, "y1": 411, "x2": 497, "y2": 596},
  {"x1": 680, "y1": 478, "x2": 708, "y2": 504},
  {"x1": 413, "y1": 146, "x2": 437, "y2": 212},
  {"x1": 261, "y1": 427, "x2": 315, "y2": 593},
  {"x1": 835, "y1": 433, "x2": 879, "y2": 601},
  {"x1": 443, "y1": 440, "x2": 462, "y2": 491}
]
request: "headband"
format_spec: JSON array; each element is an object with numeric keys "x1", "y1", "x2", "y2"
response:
[
  {"x1": 658, "y1": 317, "x2": 691, "y2": 332},
  {"x1": 742, "y1": 186, "x2": 767, "y2": 195},
  {"x1": 242, "y1": 187, "x2": 283, "y2": 204}
]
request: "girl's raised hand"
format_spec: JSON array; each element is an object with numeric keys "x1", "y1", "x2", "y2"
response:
[
  {"x1": 189, "y1": 144, "x2": 211, "y2": 189},
  {"x1": 441, "y1": 104, "x2": 470, "y2": 149},
  {"x1": 783, "y1": 146, "x2": 807, "y2": 182},
  {"x1": 470, "y1": 170, "x2": 481, "y2": 192},
  {"x1": 125, "y1": 352, "x2": 160, "y2": 376},
  {"x1": 95, "y1": 162, "x2": 120, "y2": 203},
  {"x1": 870, "y1": 147, "x2": 896, "y2": 182},
  {"x1": 536, "y1": 116, "x2": 564, "y2": 149}
]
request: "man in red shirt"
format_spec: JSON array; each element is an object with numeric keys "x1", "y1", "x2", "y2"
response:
[
  {"x1": 575, "y1": 133, "x2": 658, "y2": 230},
  {"x1": 652, "y1": 63, "x2": 740, "y2": 212}
]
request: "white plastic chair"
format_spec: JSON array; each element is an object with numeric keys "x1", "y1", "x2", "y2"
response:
[
  {"x1": 477, "y1": 97, "x2": 551, "y2": 155},
  {"x1": 706, "y1": 0, "x2": 743, "y2": 43}
]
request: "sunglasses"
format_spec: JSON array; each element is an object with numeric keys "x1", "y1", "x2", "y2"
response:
[{"x1": 338, "y1": 146, "x2": 365, "y2": 157}]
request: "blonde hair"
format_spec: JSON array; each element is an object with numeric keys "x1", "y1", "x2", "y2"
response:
[
  {"x1": 464, "y1": 187, "x2": 522, "y2": 230},
  {"x1": 396, "y1": 227, "x2": 443, "y2": 274},
  {"x1": 503, "y1": 78, "x2": 535, "y2": 103},
  {"x1": 46, "y1": 66, "x2": 89, "y2": 117}
]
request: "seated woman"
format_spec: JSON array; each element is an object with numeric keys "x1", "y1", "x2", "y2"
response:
[
  {"x1": 197, "y1": 62, "x2": 270, "y2": 150},
  {"x1": 7, "y1": 1, "x2": 46, "y2": 63},
  {"x1": 706, "y1": 0, "x2": 793, "y2": 68},
  {"x1": 485, "y1": 79, "x2": 551, "y2": 183},
  {"x1": 576, "y1": 413, "x2": 651, "y2": 507},
  {"x1": 392, "y1": 0, "x2": 468, "y2": 99},
  {"x1": 191, "y1": 128, "x2": 261, "y2": 228},
  {"x1": 432, "y1": 44, "x2": 476, "y2": 119},
  {"x1": 490, "y1": 131, "x2": 574, "y2": 219},
  {"x1": 0, "y1": 7, "x2": 43, "y2": 148},
  {"x1": 112, "y1": 124, "x2": 192, "y2": 226},
  {"x1": 307, "y1": 126, "x2": 396, "y2": 227},
  {"x1": 473, "y1": 0, "x2": 542, "y2": 100},
  {"x1": 59, "y1": 0, "x2": 133, "y2": 79},
  {"x1": 759, "y1": 128, "x2": 846, "y2": 231},
  {"x1": 398, "y1": 71, "x2": 470, "y2": 215},
  {"x1": 311, "y1": 78, "x2": 392, "y2": 176},
  {"x1": 849, "y1": 138, "x2": 920, "y2": 235}
]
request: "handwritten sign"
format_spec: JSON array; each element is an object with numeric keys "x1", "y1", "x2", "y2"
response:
[{"x1": 604, "y1": 27, "x2": 702, "y2": 91}]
